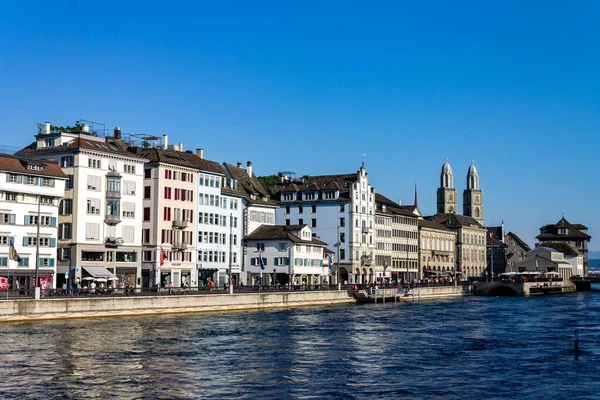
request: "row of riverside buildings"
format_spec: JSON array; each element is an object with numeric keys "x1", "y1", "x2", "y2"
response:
[{"x1": 0, "y1": 122, "x2": 592, "y2": 290}]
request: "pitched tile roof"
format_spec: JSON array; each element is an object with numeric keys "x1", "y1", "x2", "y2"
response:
[
  {"x1": 375, "y1": 193, "x2": 420, "y2": 217},
  {"x1": 536, "y1": 217, "x2": 591, "y2": 240},
  {"x1": 538, "y1": 242, "x2": 579, "y2": 256},
  {"x1": 426, "y1": 213, "x2": 485, "y2": 229},
  {"x1": 271, "y1": 173, "x2": 357, "y2": 202},
  {"x1": 223, "y1": 163, "x2": 279, "y2": 206},
  {"x1": 418, "y1": 219, "x2": 453, "y2": 232},
  {"x1": 0, "y1": 154, "x2": 67, "y2": 179},
  {"x1": 487, "y1": 235, "x2": 507, "y2": 247},
  {"x1": 18, "y1": 137, "x2": 146, "y2": 160},
  {"x1": 134, "y1": 148, "x2": 225, "y2": 174},
  {"x1": 245, "y1": 224, "x2": 328, "y2": 246},
  {"x1": 505, "y1": 232, "x2": 531, "y2": 251}
]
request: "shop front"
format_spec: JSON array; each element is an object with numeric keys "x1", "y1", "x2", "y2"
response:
[
  {"x1": 0, "y1": 269, "x2": 55, "y2": 291},
  {"x1": 160, "y1": 267, "x2": 194, "y2": 289}
]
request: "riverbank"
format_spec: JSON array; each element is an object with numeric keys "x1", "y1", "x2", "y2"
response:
[
  {"x1": 0, "y1": 285, "x2": 479, "y2": 322},
  {"x1": 0, "y1": 291, "x2": 356, "y2": 322}
]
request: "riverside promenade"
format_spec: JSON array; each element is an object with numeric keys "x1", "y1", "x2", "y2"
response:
[{"x1": 0, "y1": 283, "x2": 478, "y2": 322}]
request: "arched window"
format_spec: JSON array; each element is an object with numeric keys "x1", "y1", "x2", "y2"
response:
[{"x1": 475, "y1": 208, "x2": 480, "y2": 218}]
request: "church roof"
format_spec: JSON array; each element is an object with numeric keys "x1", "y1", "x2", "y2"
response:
[
  {"x1": 467, "y1": 161, "x2": 478, "y2": 176},
  {"x1": 441, "y1": 159, "x2": 453, "y2": 174}
]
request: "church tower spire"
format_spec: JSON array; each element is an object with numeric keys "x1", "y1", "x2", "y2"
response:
[
  {"x1": 436, "y1": 159, "x2": 457, "y2": 213},
  {"x1": 463, "y1": 161, "x2": 484, "y2": 225}
]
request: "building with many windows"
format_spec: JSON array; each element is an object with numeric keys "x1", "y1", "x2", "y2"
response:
[
  {"x1": 504, "y1": 232, "x2": 531, "y2": 272},
  {"x1": 272, "y1": 163, "x2": 375, "y2": 284},
  {"x1": 18, "y1": 124, "x2": 147, "y2": 287},
  {"x1": 0, "y1": 154, "x2": 67, "y2": 289},
  {"x1": 375, "y1": 194, "x2": 420, "y2": 283},
  {"x1": 135, "y1": 140, "x2": 198, "y2": 289},
  {"x1": 426, "y1": 213, "x2": 487, "y2": 278},
  {"x1": 536, "y1": 215, "x2": 591, "y2": 276},
  {"x1": 418, "y1": 219, "x2": 457, "y2": 278},
  {"x1": 244, "y1": 224, "x2": 327, "y2": 286},
  {"x1": 223, "y1": 161, "x2": 277, "y2": 285}
]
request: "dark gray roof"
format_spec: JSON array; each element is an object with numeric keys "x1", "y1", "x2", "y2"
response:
[
  {"x1": 245, "y1": 224, "x2": 328, "y2": 246},
  {"x1": 426, "y1": 213, "x2": 484, "y2": 229}
]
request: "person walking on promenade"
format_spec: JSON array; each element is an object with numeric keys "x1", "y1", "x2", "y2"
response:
[{"x1": 169, "y1": 281, "x2": 174, "y2": 295}]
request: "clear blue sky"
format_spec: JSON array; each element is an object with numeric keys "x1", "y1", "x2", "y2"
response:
[{"x1": 1, "y1": 1, "x2": 599, "y2": 250}]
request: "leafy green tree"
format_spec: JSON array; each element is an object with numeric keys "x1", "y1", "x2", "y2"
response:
[{"x1": 258, "y1": 174, "x2": 279, "y2": 195}]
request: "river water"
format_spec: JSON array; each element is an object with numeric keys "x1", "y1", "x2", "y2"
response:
[{"x1": 2, "y1": 290, "x2": 600, "y2": 400}]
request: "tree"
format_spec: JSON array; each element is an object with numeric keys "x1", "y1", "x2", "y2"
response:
[{"x1": 258, "y1": 175, "x2": 279, "y2": 195}]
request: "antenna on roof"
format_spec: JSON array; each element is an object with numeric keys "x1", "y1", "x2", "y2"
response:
[{"x1": 362, "y1": 153, "x2": 366, "y2": 168}]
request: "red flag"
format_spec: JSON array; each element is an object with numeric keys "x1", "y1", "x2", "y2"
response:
[{"x1": 160, "y1": 246, "x2": 165, "y2": 266}]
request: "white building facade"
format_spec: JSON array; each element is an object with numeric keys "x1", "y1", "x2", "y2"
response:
[
  {"x1": 0, "y1": 155, "x2": 66, "y2": 289},
  {"x1": 18, "y1": 125, "x2": 146, "y2": 287}
]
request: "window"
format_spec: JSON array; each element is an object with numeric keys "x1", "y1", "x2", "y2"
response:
[
  {"x1": 122, "y1": 202, "x2": 135, "y2": 218},
  {"x1": 5, "y1": 192, "x2": 17, "y2": 202},
  {"x1": 26, "y1": 176, "x2": 36, "y2": 185},
  {"x1": 65, "y1": 175, "x2": 74, "y2": 189},
  {"x1": 116, "y1": 252, "x2": 137, "y2": 262},
  {"x1": 285, "y1": 219, "x2": 290, "y2": 226},
  {"x1": 18, "y1": 257, "x2": 30, "y2": 267},
  {"x1": 88, "y1": 158, "x2": 101, "y2": 169},
  {"x1": 340, "y1": 232, "x2": 345, "y2": 243},
  {"x1": 124, "y1": 164, "x2": 135, "y2": 174},
  {"x1": 298, "y1": 205, "x2": 303, "y2": 214},
  {"x1": 143, "y1": 207, "x2": 151, "y2": 221},
  {"x1": 87, "y1": 198, "x2": 101, "y2": 215},
  {"x1": 256, "y1": 243, "x2": 265, "y2": 252},
  {"x1": 340, "y1": 218, "x2": 345, "y2": 227},
  {"x1": 144, "y1": 186, "x2": 151, "y2": 199},
  {"x1": 311, "y1": 218, "x2": 317, "y2": 228},
  {"x1": 122, "y1": 226, "x2": 135, "y2": 243},
  {"x1": 85, "y1": 223, "x2": 100, "y2": 240},
  {"x1": 82, "y1": 251, "x2": 104, "y2": 261},
  {"x1": 142, "y1": 229, "x2": 150, "y2": 244},
  {"x1": 0, "y1": 213, "x2": 16, "y2": 225},
  {"x1": 87, "y1": 175, "x2": 101, "y2": 191},
  {"x1": 285, "y1": 205, "x2": 290, "y2": 214},
  {"x1": 143, "y1": 251, "x2": 152, "y2": 261},
  {"x1": 311, "y1": 205, "x2": 317, "y2": 213},
  {"x1": 144, "y1": 169, "x2": 151, "y2": 179},
  {"x1": 58, "y1": 223, "x2": 72, "y2": 240},
  {"x1": 123, "y1": 181, "x2": 136, "y2": 195},
  {"x1": 279, "y1": 243, "x2": 287, "y2": 251},
  {"x1": 340, "y1": 249, "x2": 346, "y2": 260},
  {"x1": 298, "y1": 219, "x2": 303, "y2": 225}
]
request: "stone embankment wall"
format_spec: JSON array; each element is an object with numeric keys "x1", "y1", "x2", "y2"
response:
[
  {"x1": 401, "y1": 285, "x2": 473, "y2": 300},
  {"x1": 0, "y1": 291, "x2": 355, "y2": 322}
]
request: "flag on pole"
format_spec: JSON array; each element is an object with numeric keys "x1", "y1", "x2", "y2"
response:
[
  {"x1": 328, "y1": 255, "x2": 333, "y2": 275},
  {"x1": 9, "y1": 238, "x2": 21, "y2": 262},
  {"x1": 160, "y1": 246, "x2": 165, "y2": 266},
  {"x1": 259, "y1": 252, "x2": 265, "y2": 270}
]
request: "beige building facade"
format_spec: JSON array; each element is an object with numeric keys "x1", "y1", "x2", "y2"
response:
[{"x1": 418, "y1": 219, "x2": 457, "y2": 278}]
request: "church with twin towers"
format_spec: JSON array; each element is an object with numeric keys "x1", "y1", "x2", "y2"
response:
[{"x1": 436, "y1": 159, "x2": 484, "y2": 226}]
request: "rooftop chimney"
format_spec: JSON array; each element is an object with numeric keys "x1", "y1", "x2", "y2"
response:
[
  {"x1": 82, "y1": 123, "x2": 89, "y2": 133},
  {"x1": 179, "y1": 143, "x2": 183, "y2": 152},
  {"x1": 246, "y1": 161, "x2": 253, "y2": 178},
  {"x1": 114, "y1": 126, "x2": 121, "y2": 140},
  {"x1": 162, "y1": 134, "x2": 168, "y2": 150},
  {"x1": 237, "y1": 162, "x2": 242, "y2": 168},
  {"x1": 45, "y1": 122, "x2": 51, "y2": 135},
  {"x1": 196, "y1": 148, "x2": 204, "y2": 159}
]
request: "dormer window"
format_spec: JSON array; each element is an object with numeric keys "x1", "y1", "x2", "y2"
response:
[
  {"x1": 27, "y1": 163, "x2": 44, "y2": 171},
  {"x1": 559, "y1": 228, "x2": 568, "y2": 235},
  {"x1": 281, "y1": 193, "x2": 295, "y2": 202},
  {"x1": 303, "y1": 192, "x2": 316, "y2": 201},
  {"x1": 323, "y1": 190, "x2": 338, "y2": 200},
  {"x1": 251, "y1": 193, "x2": 257, "y2": 200}
]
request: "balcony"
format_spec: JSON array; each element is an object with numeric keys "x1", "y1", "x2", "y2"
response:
[
  {"x1": 172, "y1": 219, "x2": 188, "y2": 229},
  {"x1": 105, "y1": 237, "x2": 123, "y2": 247},
  {"x1": 104, "y1": 214, "x2": 121, "y2": 225},
  {"x1": 361, "y1": 255, "x2": 373, "y2": 266},
  {"x1": 172, "y1": 241, "x2": 187, "y2": 251},
  {"x1": 361, "y1": 226, "x2": 370, "y2": 234}
]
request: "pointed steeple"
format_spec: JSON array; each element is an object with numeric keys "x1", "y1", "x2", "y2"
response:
[{"x1": 414, "y1": 181, "x2": 418, "y2": 208}]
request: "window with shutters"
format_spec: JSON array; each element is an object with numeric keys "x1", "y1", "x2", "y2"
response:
[
  {"x1": 85, "y1": 223, "x2": 100, "y2": 240},
  {"x1": 87, "y1": 175, "x2": 101, "y2": 191},
  {"x1": 87, "y1": 199, "x2": 101, "y2": 215},
  {"x1": 122, "y1": 202, "x2": 135, "y2": 218},
  {"x1": 122, "y1": 226, "x2": 135, "y2": 243}
]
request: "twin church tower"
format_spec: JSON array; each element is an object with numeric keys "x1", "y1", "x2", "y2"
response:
[{"x1": 436, "y1": 159, "x2": 484, "y2": 225}]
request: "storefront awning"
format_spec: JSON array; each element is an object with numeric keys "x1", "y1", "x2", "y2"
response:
[
  {"x1": 0, "y1": 269, "x2": 55, "y2": 277},
  {"x1": 82, "y1": 267, "x2": 115, "y2": 278}
]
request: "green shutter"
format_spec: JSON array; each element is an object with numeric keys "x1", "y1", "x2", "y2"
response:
[
  {"x1": 50, "y1": 217, "x2": 57, "y2": 227},
  {"x1": 23, "y1": 237, "x2": 29, "y2": 246},
  {"x1": 24, "y1": 215, "x2": 30, "y2": 225},
  {"x1": 50, "y1": 258, "x2": 55, "y2": 267},
  {"x1": 50, "y1": 238, "x2": 56, "y2": 247},
  {"x1": 274, "y1": 258, "x2": 279, "y2": 266}
]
